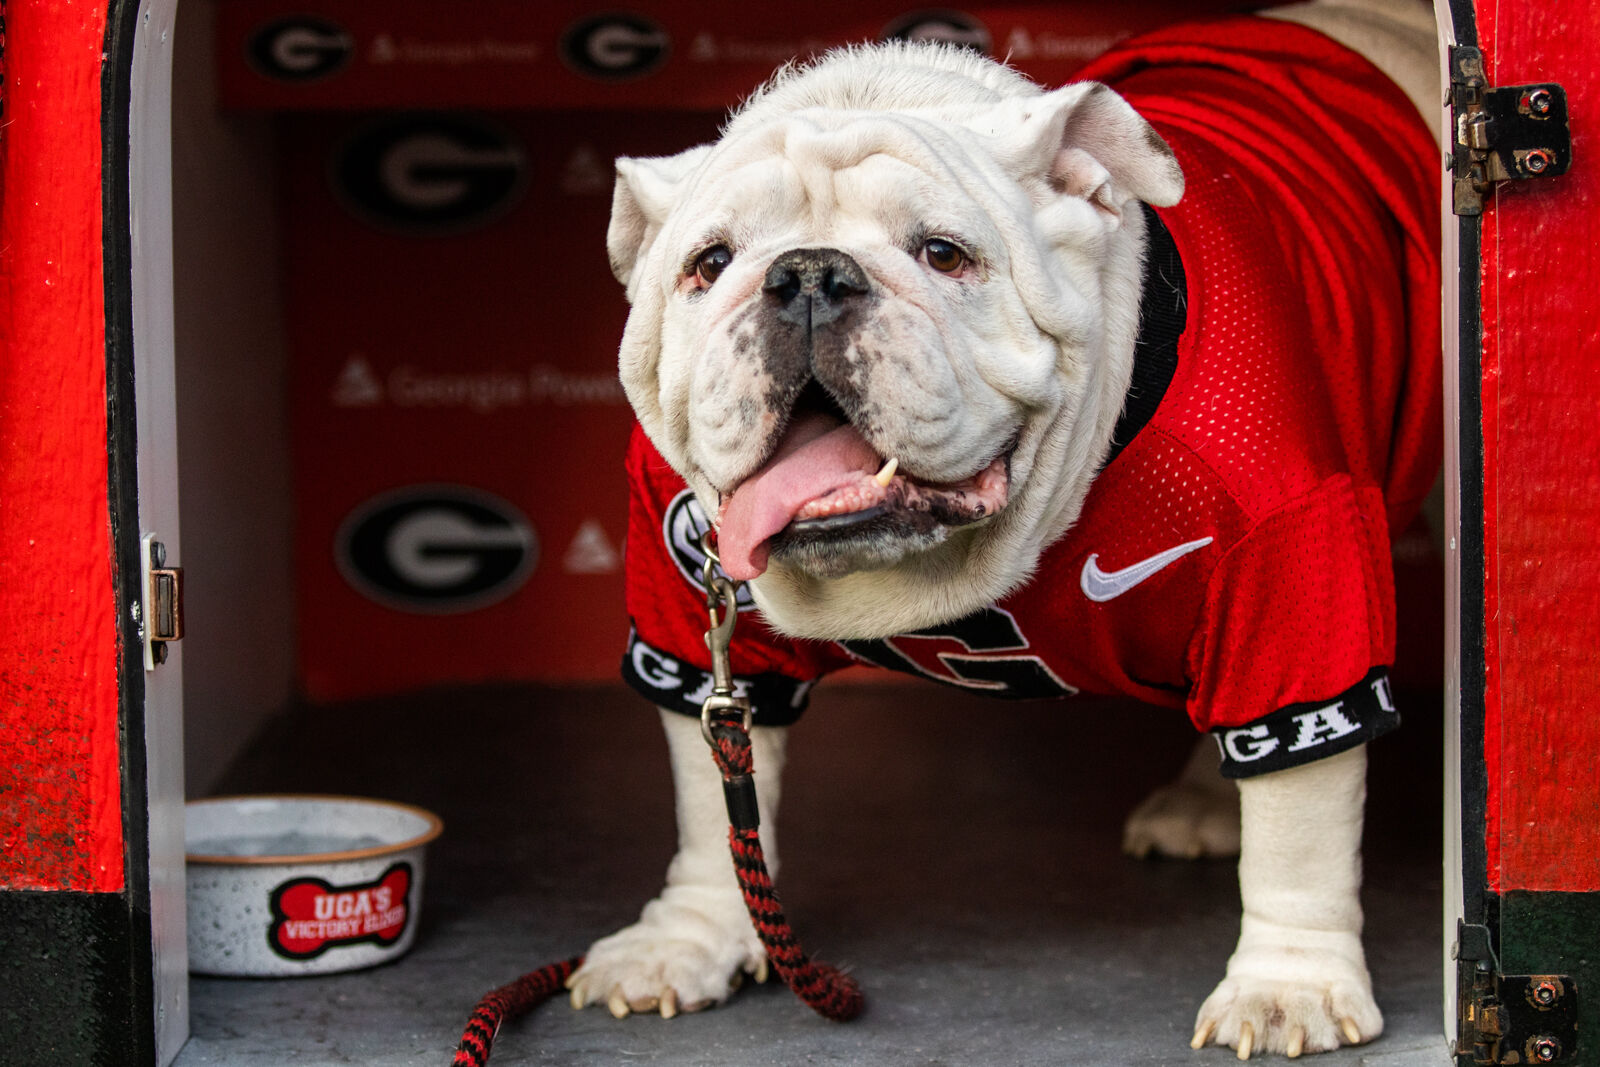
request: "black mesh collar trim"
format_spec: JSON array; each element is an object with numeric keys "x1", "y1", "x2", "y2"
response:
[{"x1": 1103, "y1": 204, "x2": 1186, "y2": 469}]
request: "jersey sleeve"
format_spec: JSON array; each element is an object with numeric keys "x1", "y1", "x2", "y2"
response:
[
  {"x1": 1185, "y1": 475, "x2": 1401, "y2": 777},
  {"x1": 620, "y1": 424, "x2": 847, "y2": 725}
]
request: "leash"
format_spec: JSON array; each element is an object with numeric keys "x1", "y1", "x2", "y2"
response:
[
  {"x1": 695, "y1": 538, "x2": 865, "y2": 1022},
  {"x1": 450, "y1": 535, "x2": 861, "y2": 1065}
]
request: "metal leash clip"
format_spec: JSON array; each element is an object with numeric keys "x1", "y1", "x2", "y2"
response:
[{"x1": 698, "y1": 532, "x2": 753, "y2": 746}]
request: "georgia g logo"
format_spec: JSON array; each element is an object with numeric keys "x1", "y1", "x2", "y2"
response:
[
  {"x1": 332, "y1": 115, "x2": 529, "y2": 235},
  {"x1": 663, "y1": 490, "x2": 754, "y2": 610},
  {"x1": 337, "y1": 486, "x2": 537, "y2": 614},
  {"x1": 881, "y1": 11, "x2": 992, "y2": 53},
  {"x1": 246, "y1": 17, "x2": 355, "y2": 83},
  {"x1": 560, "y1": 14, "x2": 670, "y2": 81},
  {"x1": 842, "y1": 607, "x2": 1076, "y2": 698}
]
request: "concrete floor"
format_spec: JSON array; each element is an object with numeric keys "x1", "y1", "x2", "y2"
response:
[{"x1": 173, "y1": 682, "x2": 1452, "y2": 1066}]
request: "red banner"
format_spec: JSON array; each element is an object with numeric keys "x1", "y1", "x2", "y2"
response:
[{"x1": 218, "y1": 2, "x2": 1238, "y2": 112}]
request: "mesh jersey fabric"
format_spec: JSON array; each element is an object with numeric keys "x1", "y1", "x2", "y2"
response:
[{"x1": 618, "y1": 14, "x2": 1441, "y2": 777}]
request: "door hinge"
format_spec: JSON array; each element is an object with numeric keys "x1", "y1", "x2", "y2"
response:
[
  {"x1": 1450, "y1": 45, "x2": 1572, "y2": 216},
  {"x1": 1455, "y1": 922, "x2": 1578, "y2": 1063}
]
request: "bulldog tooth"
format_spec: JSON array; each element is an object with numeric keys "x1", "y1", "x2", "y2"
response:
[{"x1": 874, "y1": 457, "x2": 899, "y2": 487}]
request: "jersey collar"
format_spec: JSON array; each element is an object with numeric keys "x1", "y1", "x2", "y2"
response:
[{"x1": 1103, "y1": 203, "x2": 1186, "y2": 468}]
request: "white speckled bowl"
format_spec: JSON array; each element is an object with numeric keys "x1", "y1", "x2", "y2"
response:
[{"x1": 185, "y1": 795, "x2": 443, "y2": 977}]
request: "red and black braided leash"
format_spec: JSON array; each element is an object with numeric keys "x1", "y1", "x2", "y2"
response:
[
  {"x1": 451, "y1": 957, "x2": 582, "y2": 1066},
  {"x1": 708, "y1": 718, "x2": 864, "y2": 1020},
  {"x1": 450, "y1": 714, "x2": 862, "y2": 1065}
]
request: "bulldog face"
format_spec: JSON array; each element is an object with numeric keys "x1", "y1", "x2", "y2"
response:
[{"x1": 609, "y1": 44, "x2": 1182, "y2": 638}]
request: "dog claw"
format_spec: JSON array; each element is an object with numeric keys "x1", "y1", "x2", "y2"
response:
[
  {"x1": 1340, "y1": 1017, "x2": 1362, "y2": 1045},
  {"x1": 607, "y1": 988, "x2": 630, "y2": 1019},
  {"x1": 1236, "y1": 1021, "x2": 1254, "y2": 1060},
  {"x1": 754, "y1": 958, "x2": 770, "y2": 984},
  {"x1": 1286, "y1": 1026, "x2": 1304, "y2": 1058},
  {"x1": 1191, "y1": 1018, "x2": 1215, "y2": 1050},
  {"x1": 567, "y1": 978, "x2": 587, "y2": 1010},
  {"x1": 660, "y1": 989, "x2": 678, "y2": 1019}
]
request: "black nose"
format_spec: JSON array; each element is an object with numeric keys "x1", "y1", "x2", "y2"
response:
[{"x1": 762, "y1": 248, "x2": 869, "y2": 329}]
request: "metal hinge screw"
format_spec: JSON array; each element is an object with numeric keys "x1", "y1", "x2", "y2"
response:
[
  {"x1": 1529, "y1": 1035, "x2": 1561, "y2": 1062},
  {"x1": 1521, "y1": 89, "x2": 1554, "y2": 117},
  {"x1": 1526, "y1": 977, "x2": 1564, "y2": 1010}
]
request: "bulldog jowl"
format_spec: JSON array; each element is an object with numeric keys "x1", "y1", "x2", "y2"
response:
[{"x1": 711, "y1": 248, "x2": 1013, "y2": 583}]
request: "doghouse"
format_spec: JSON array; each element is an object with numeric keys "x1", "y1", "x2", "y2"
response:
[{"x1": 0, "y1": 0, "x2": 1595, "y2": 1063}]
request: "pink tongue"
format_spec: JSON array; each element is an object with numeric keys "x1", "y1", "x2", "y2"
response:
[{"x1": 717, "y1": 413, "x2": 881, "y2": 580}]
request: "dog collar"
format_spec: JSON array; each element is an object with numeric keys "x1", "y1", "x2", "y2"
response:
[{"x1": 1103, "y1": 203, "x2": 1186, "y2": 468}]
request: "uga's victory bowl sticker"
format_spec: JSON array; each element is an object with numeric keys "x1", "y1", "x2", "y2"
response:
[{"x1": 269, "y1": 862, "x2": 412, "y2": 960}]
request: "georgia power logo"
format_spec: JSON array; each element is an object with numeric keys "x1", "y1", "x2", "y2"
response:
[
  {"x1": 269, "y1": 863, "x2": 411, "y2": 960},
  {"x1": 560, "y1": 13, "x2": 670, "y2": 80},
  {"x1": 881, "y1": 10, "x2": 992, "y2": 53},
  {"x1": 337, "y1": 486, "x2": 537, "y2": 614},
  {"x1": 663, "y1": 489, "x2": 754, "y2": 610},
  {"x1": 332, "y1": 114, "x2": 530, "y2": 235},
  {"x1": 246, "y1": 16, "x2": 355, "y2": 83}
]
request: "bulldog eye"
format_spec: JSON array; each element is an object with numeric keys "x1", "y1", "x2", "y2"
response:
[
  {"x1": 921, "y1": 238, "x2": 967, "y2": 274},
  {"x1": 694, "y1": 245, "x2": 734, "y2": 286}
]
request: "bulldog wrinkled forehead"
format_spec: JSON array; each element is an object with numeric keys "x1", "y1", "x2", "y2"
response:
[
  {"x1": 608, "y1": 44, "x2": 1182, "y2": 292},
  {"x1": 686, "y1": 110, "x2": 1001, "y2": 228}
]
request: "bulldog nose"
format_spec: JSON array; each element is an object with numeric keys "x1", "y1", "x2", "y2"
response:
[{"x1": 763, "y1": 248, "x2": 869, "y2": 329}]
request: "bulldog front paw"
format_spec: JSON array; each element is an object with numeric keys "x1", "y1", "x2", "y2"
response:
[
  {"x1": 1122, "y1": 781, "x2": 1240, "y2": 859},
  {"x1": 1190, "y1": 933, "x2": 1382, "y2": 1059},
  {"x1": 566, "y1": 886, "x2": 766, "y2": 1019}
]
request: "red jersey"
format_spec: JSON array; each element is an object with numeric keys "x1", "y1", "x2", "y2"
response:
[{"x1": 620, "y1": 16, "x2": 1440, "y2": 778}]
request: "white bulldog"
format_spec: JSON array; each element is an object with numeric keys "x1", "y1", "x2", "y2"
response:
[{"x1": 570, "y1": 1, "x2": 1441, "y2": 1059}]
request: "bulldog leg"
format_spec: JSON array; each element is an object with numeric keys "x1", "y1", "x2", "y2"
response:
[
  {"x1": 1122, "y1": 736, "x2": 1240, "y2": 859},
  {"x1": 567, "y1": 708, "x2": 783, "y2": 1018},
  {"x1": 1192, "y1": 745, "x2": 1380, "y2": 1059}
]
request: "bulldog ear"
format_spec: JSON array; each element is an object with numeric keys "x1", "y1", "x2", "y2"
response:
[
  {"x1": 607, "y1": 144, "x2": 713, "y2": 289},
  {"x1": 983, "y1": 82, "x2": 1183, "y2": 216}
]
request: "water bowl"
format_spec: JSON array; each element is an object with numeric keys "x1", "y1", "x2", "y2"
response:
[{"x1": 185, "y1": 794, "x2": 443, "y2": 976}]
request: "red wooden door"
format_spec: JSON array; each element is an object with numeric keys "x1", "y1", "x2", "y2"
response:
[{"x1": 1447, "y1": 0, "x2": 1600, "y2": 1059}]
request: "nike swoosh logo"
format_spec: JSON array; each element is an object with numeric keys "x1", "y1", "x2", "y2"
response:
[{"x1": 1080, "y1": 537, "x2": 1214, "y2": 602}]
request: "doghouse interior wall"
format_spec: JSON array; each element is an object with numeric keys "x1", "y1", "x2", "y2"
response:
[{"x1": 172, "y1": 0, "x2": 296, "y2": 795}]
